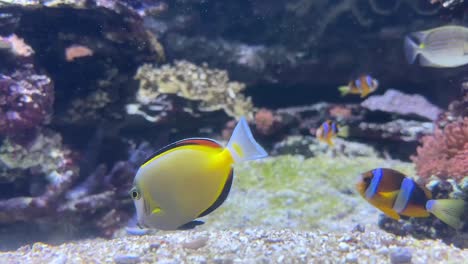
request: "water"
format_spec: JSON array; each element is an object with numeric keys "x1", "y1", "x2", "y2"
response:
[{"x1": 0, "y1": 0, "x2": 467, "y2": 262}]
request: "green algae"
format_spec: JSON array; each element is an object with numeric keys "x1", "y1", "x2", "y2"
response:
[{"x1": 203, "y1": 154, "x2": 415, "y2": 230}]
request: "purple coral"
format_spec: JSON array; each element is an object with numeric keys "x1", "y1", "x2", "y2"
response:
[{"x1": 0, "y1": 67, "x2": 54, "y2": 135}]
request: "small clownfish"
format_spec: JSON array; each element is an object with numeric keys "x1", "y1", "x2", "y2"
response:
[
  {"x1": 357, "y1": 168, "x2": 466, "y2": 229},
  {"x1": 315, "y1": 120, "x2": 348, "y2": 146},
  {"x1": 338, "y1": 75, "x2": 379, "y2": 98},
  {"x1": 130, "y1": 117, "x2": 268, "y2": 230}
]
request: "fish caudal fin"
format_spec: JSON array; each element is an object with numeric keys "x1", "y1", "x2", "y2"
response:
[
  {"x1": 338, "y1": 86, "x2": 350, "y2": 96},
  {"x1": 426, "y1": 199, "x2": 466, "y2": 229},
  {"x1": 404, "y1": 36, "x2": 421, "y2": 64},
  {"x1": 337, "y1": 126, "x2": 349, "y2": 138},
  {"x1": 227, "y1": 117, "x2": 268, "y2": 163}
]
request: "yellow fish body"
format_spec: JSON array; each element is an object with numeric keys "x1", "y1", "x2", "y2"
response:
[{"x1": 130, "y1": 117, "x2": 267, "y2": 230}]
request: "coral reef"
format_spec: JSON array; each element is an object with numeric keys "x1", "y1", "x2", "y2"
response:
[
  {"x1": 361, "y1": 89, "x2": 442, "y2": 121},
  {"x1": 0, "y1": 34, "x2": 34, "y2": 57},
  {"x1": 64, "y1": 45, "x2": 93, "y2": 62},
  {"x1": 129, "y1": 60, "x2": 254, "y2": 121},
  {"x1": 411, "y1": 84, "x2": 468, "y2": 182},
  {"x1": 357, "y1": 120, "x2": 434, "y2": 142},
  {"x1": 0, "y1": 0, "x2": 161, "y2": 238},
  {"x1": 0, "y1": 130, "x2": 77, "y2": 223},
  {"x1": 411, "y1": 117, "x2": 468, "y2": 182},
  {"x1": 254, "y1": 108, "x2": 284, "y2": 136},
  {"x1": 0, "y1": 66, "x2": 54, "y2": 136}
]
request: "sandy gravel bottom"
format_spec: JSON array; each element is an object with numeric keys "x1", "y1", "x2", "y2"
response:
[{"x1": 0, "y1": 227, "x2": 466, "y2": 264}]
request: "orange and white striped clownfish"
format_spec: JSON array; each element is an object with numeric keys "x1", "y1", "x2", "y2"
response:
[
  {"x1": 130, "y1": 117, "x2": 268, "y2": 230},
  {"x1": 315, "y1": 120, "x2": 348, "y2": 146},
  {"x1": 338, "y1": 75, "x2": 379, "y2": 98},
  {"x1": 357, "y1": 168, "x2": 466, "y2": 229}
]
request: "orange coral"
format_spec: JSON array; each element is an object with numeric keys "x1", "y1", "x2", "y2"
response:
[
  {"x1": 329, "y1": 105, "x2": 352, "y2": 119},
  {"x1": 65, "y1": 45, "x2": 93, "y2": 61},
  {"x1": 411, "y1": 117, "x2": 468, "y2": 182},
  {"x1": 255, "y1": 108, "x2": 277, "y2": 135},
  {"x1": 1, "y1": 34, "x2": 34, "y2": 57}
]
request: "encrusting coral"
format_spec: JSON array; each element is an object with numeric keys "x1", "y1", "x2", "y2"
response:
[
  {"x1": 129, "y1": 60, "x2": 254, "y2": 121},
  {"x1": 0, "y1": 66, "x2": 54, "y2": 136},
  {"x1": 0, "y1": 130, "x2": 78, "y2": 223},
  {"x1": 411, "y1": 117, "x2": 468, "y2": 182}
]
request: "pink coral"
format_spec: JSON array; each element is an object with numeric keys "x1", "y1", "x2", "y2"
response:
[
  {"x1": 0, "y1": 67, "x2": 54, "y2": 136},
  {"x1": 411, "y1": 117, "x2": 468, "y2": 182},
  {"x1": 255, "y1": 108, "x2": 275, "y2": 135},
  {"x1": 255, "y1": 108, "x2": 283, "y2": 136}
]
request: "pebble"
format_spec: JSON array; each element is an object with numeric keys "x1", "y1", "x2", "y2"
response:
[
  {"x1": 345, "y1": 253, "x2": 358, "y2": 263},
  {"x1": 50, "y1": 254, "x2": 67, "y2": 264},
  {"x1": 182, "y1": 236, "x2": 209, "y2": 250},
  {"x1": 213, "y1": 258, "x2": 234, "y2": 264},
  {"x1": 338, "y1": 242, "x2": 350, "y2": 252},
  {"x1": 377, "y1": 247, "x2": 389, "y2": 255},
  {"x1": 390, "y1": 247, "x2": 412, "y2": 264},
  {"x1": 352, "y1": 224, "x2": 366, "y2": 233},
  {"x1": 114, "y1": 254, "x2": 141, "y2": 264}
]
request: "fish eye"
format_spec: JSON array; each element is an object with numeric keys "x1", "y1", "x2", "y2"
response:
[
  {"x1": 363, "y1": 176, "x2": 371, "y2": 184},
  {"x1": 130, "y1": 188, "x2": 141, "y2": 200}
]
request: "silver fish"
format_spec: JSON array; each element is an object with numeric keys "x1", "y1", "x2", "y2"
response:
[{"x1": 404, "y1": 25, "x2": 468, "y2": 68}]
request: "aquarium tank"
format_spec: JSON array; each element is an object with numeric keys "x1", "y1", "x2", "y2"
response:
[{"x1": 0, "y1": 0, "x2": 467, "y2": 263}]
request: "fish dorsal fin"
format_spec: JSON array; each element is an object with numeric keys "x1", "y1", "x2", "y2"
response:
[{"x1": 141, "y1": 138, "x2": 222, "y2": 167}]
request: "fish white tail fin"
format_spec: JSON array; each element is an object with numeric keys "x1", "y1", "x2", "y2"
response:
[
  {"x1": 404, "y1": 36, "x2": 420, "y2": 64},
  {"x1": 227, "y1": 117, "x2": 268, "y2": 163},
  {"x1": 426, "y1": 199, "x2": 466, "y2": 229}
]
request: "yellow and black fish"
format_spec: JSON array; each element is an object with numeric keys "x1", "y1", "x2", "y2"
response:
[
  {"x1": 315, "y1": 120, "x2": 348, "y2": 146},
  {"x1": 130, "y1": 117, "x2": 268, "y2": 230},
  {"x1": 338, "y1": 75, "x2": 379, "y2": 98},
  {"x1": 357, "y1": 168, "x2": 466, "y2": 229}
]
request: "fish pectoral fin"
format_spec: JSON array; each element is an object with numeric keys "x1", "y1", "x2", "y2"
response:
[{"x1": 151, "y1": 207, "x2": 162, "y2": 215}]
